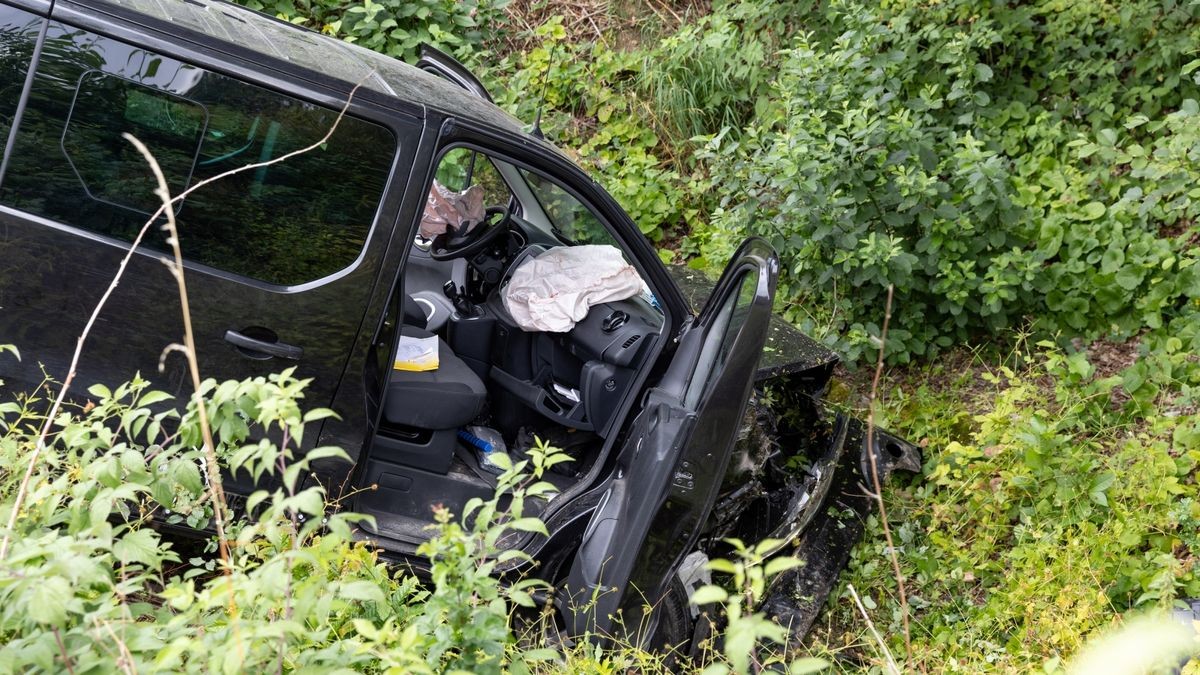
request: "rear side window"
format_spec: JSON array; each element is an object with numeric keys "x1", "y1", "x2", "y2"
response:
[
  {"x1": 0, "y1": 6, "x2": 43, "y2": 153},
  {"x1": 0, "y1": 22, "x2": 395, "y2": 286},
  {"x1": 62, "y1": 72, "x2": 207, "y2": 214}
]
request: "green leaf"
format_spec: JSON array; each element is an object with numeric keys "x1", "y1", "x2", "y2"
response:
[
  {"x1": 172, "y1": 460, "x2": 204, "y2": 495},
  {"x1": 339, "y1": 580, "x2": 385, "y2": 603},
  {"x1": 689, "y1": 584, "x2": 729, "y2": 605},
  {"x1": 488, "y1": 452, "x2": 513, "y2": 471},
  {"x1": 707, "y1": 558, "x2": 738, "y2": 575},
  {"x1": 790, "y1": 657, "x2": 831, "y2": 674},
  {"x1": 137, "y1": 390, "x2": 174, "y2": 407},
  {"x1": 508, "y1": 589, "x2": 535, "y2": 607},
  {"x1": 764, "y1": 556, "x2": 804, "y2": 578},
  {"x1": 304, "y1": 446, "x2": 350, "y2": 463},
  {"x1": 507, "y1": 517, "x2": 548, "y2": 536},
  {"x1": 1075, "y1": 202, "x2": 1106, "y2": 221},
  {"x1": 113, "y1": 528, "x2": 161, "y2": 567},
  {"x1": 288, "y1": 488, "x2": 325, "y2": 517},
  {"x1": 302, "y1": 408, "x2": 340, "y2": 423},
  {"x1": 29, "y1": 576, "x2": 72, "y2": 625},
  {"x1": 352, "y1": 618, "x2": 379, "y2": 640},
  {"x1": 520, "y1": 648, "x2": 560, "y2": 662}
]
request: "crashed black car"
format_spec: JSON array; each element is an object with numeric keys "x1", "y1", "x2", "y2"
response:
[{"x1": 0, "y1": 0, "x2": 920, "y2": 650}]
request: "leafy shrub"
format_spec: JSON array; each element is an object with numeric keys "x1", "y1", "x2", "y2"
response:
[
  {"x1": 0, "y1": 367, "x2": 553, "y2": 673},
  {"x1": 694, "y1": 0, "x2": 1200, "y2": 363},
  {"x1": 237, "y1": 0, "x2": 509, "y2": 63},
  {"x1": 818, "y1": 333, "x2": 1200, "y2": 670},
  {"x1": 484, "y1": 19, "x2": 691, "y2": 243}
]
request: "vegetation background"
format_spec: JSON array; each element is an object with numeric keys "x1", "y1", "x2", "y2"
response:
[
  {"x1": 240, "y1": 0, "x2": 1200, "y2": 669},
  {"x1": 2, "y1": 0, "x2": 1199, "y2": 672}
]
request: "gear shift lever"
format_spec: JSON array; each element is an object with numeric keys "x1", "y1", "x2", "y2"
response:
[{"x1": 442, "y1": 280, "x2": 477, "y2": 316}]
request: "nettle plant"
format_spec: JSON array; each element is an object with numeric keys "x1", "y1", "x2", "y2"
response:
[{"x1": 0, "y1": 351, "x2": 564, "y2": 673}]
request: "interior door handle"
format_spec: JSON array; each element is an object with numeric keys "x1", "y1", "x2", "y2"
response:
[{"x1": 224, "y1": 329, "x2": 303, "y2": 361}]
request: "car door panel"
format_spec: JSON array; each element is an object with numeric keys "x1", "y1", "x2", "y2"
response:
[
  {"x1": 0, "y1": 17, "x2": 409, "y2": 473},
  {"x1": 562, "y1": 237, "x2": 778, "y2": 643}
]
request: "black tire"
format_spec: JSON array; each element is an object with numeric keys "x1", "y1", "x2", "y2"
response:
[{"x1": 648, "y1": 575, "x2": 697, "y2": 666}]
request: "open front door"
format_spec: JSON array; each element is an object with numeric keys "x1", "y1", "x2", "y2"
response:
[{"x1": 561, "y1": 237, "x2": 779, "y2": 644}]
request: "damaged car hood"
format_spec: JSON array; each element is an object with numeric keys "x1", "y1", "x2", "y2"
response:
[{"x1": 668, "y1": 265, "x2": 839, "y2": 381}]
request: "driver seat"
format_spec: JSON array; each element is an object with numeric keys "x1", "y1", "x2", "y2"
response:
[{"x1": 379, "y1": 325, "x2": 487, "y2": 473}]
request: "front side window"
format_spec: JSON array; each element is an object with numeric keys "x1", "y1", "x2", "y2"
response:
[
  {"x1": 0, "y1": 23, "x2": 396, "y2": 286},
  {"x1": 434, "y1": 147, "x2": 512, "y2": 206}
]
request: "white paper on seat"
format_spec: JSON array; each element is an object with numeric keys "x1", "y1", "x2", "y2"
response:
[
  {"x1": 502, "y1": 245, "x2": 644, "y2": 332},
  {"x1": 393, "y1": 334, "x2": 439, "y2": 372}
]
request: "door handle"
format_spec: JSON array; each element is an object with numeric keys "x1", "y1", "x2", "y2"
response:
[{"x1": 224, "y1": 329, "x2": 303, "y2": 361}]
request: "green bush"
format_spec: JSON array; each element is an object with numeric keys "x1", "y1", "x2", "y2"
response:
[
  {"x1": 237, "y1": 0, "x2": 509, "y2": 63},
  {"x1": 694, "y1": 0, "x2": 1200, "y2": 363},
  {"x1": 0, "y1": 367, "x2": 555, "y2": 673},
  {"x1": 819, "y1": 331, "x2": 1200, "y2": 670},
  {"x1": 483, "y1": 19, "x2": 691, "y2": 244}
]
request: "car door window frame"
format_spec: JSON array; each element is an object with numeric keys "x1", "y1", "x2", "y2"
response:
[
  {"x1": 385, "y1": 116, "x2": 687, "y2": 545},
  {"x1": 0, "y1": 12, "x2": 409, "y2": 293}
]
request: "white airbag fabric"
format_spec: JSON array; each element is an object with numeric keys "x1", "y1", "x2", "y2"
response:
[
  {"x1": 503, "y1": 245, "x2": 643, "y2": 332},
  {"x1": 420, "y1": 180, "x2": 485, "y2": 239}
]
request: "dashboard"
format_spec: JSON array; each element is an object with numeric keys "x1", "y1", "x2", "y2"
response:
[{"x1": 409, "y1": 214, "x2": 664, "y2": 438}]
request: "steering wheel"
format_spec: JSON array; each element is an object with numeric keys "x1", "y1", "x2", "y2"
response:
[{"x1": 429, "y1": 203, "x2": 513, "y2": 261}]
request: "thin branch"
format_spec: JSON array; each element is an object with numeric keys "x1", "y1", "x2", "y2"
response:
[
  {"x1": 52, "y1": 627, "x2": 76, "y2": 675},
  {"x1": 95, "y1": 618, "x2": 137, "y2": 675},
  {"x1": 848, "y1": 583, "x2": 900, "y2": 675},
  {"x1": 864, "y1": 284, "x2": 915, "y2": 669},
  {"x1": 124, "y1": 131, "x2": 233, "y2": 572},
  {"x1": 0, "y1": 77, "x2": 368, "y2": 561}
]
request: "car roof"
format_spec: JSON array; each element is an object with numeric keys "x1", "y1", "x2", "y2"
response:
[{"x1": 75, "y1": 0, "x2": 527, "y2": 135}]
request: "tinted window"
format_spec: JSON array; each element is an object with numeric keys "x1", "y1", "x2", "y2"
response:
[
  {"x1": 62, "y1": 72, "x2": 207, "y2": 214},
  {"x1": 0, "y1": 6, "x2": 42, "y2": 155},
  {"x1": 686, "y1": 269, "x2": 756, "y2": 409},
  {"x1": 0, "y1": 23, "x2": 395, "y2": 286}
]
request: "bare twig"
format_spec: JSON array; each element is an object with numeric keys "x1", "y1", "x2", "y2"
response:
[
  {"x1": 0, "y1": 78, "x2": 368, "y2": 561},
  {"x1": 863, "y1": 285, "x2": 915, "y2": 669},
  {"x1": 848, "y1": 584, "x2": 900, "y2": 675},
  {"x1": 95, "y1": 618, "x2": 137, "y2": 675},
  {"x1": 124, "y1": 132, "x2": 233, "y2": 570},
  {"x1": 52, "y1": 627, "x2": 76, "y2": 675}
]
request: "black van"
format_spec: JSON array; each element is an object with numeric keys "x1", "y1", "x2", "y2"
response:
[{"x1": 0, "y1": 0, "x2": 919, "y2": 648}]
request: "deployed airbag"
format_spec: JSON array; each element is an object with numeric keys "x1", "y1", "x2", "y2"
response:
[
  {"x1": 503, "y1": 245, "x2": 643, "y2": 332},
  {"x1": 420, "y1": 180, "x2": 485, "y2": 239}
]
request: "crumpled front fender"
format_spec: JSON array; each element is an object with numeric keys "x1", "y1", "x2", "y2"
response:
[{"x1": 759, "y1": 417, "x2": 921, "y2": 641}]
